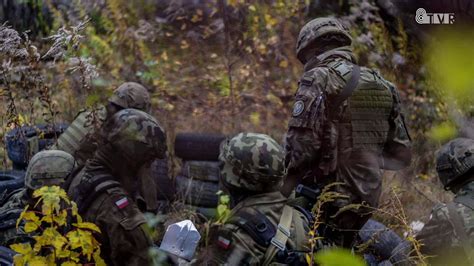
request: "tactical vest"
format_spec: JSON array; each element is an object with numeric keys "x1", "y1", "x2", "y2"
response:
[
  {"x1": 53, "y1": 107, "x2": 106, "y2": 164},
  {"x1": 227, "y1": 205, "x2": 308, "y2": 265},
  {"x1": 327, "y1": 59, "x2": 393, "y2": 153}
]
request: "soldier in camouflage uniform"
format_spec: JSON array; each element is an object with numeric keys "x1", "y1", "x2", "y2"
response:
[
  {"x1": 210, "y1": 133, "x2": 310, "y2": 265},
  {"x1": 0, "y1": 150, "x2": 75, "y2": 246},
  {"x1": 54, "y1": 82, "x2": 151, "y2": 167},
  {"x1": 417, "y1": 138, "x2": 474, "y2": 265},
  {"x1": 68, "y1": 108, "x2": 166, "y2": 266},
  {"x1": 282, "y1": 17, "x2": 412, "y2": 247},
  {"x1": 56, "y1": 82, "x2": 161, "y2": 212}
]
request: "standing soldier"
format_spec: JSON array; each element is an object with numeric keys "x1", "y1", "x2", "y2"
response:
[
  {"x1": 417, "y1": 138, "x2": 474, "y2": 265},
  {"x1": 0, "y1": 150, "x2": 75, "y2": 246},
  {"x1": 210, "y1": 133, "x2": 310, "y2": 265},
  {"x1": 68, "y1": 108, "x2": 167, "y2": 266},
  {"x1": 282, "y1": 17, "x2": 412, "y2": 247}
]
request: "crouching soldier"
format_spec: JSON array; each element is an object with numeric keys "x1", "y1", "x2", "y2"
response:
[
  {"x1": 58, "y1": 82, "x2": 161, "y2": 213},
  {"x1": 209, "y1": 133, "x2": 310, "y2": 265},
  {"x1": 0, "y1": 150, "x2": 75, "y2": 246},
  {"x1": 68, "y1": 109, "x2": 167, "y2": 266},
  {"x1": 417, "y1": 138, "x2": 474, "y2": 265}
]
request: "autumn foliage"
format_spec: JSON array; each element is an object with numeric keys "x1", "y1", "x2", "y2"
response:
[{"x1": 10, "y1": 186, "x2": 105, "y2": 266}]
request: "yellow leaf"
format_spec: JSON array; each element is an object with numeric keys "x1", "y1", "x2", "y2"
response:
[
  {"x1": 279, "y1": 60, "x2": 288, "y2": 68},
  {"x1": 16, "y1": 205, "x2": 29, "y2": 229},
  {"x1": 24, "y1": 221, "x2": 39, "y2": 233},
  {"x1": 94, "y1": 249, "x2": 106, "y2": 266},
  {"x1": 306, "y1": 254, "x2": 312, "y2": 265},
  {"x1": 22, "y1": 211, "x2": 40, "y2": 222},
  {"x1": 73, "y1": 222, "x2": 101, "y2": 233},
  {"x1": 70, "y1": 201, "x2": 82, "y2": 223},
  {"x1": 250, "y1": 112, "x2": 260, "y2": 126},
  {"x1": 29, "y1": 255, "x2": 48, "y2": 265},
  {"x1": 61, "y1": 261, "x2": 79, "y2": 266},
  {"x1": 10, "y1": 243, "x2": 32, "y2": 255},
  {"x1": 53, "y1": 210, "x2": 68, "y2": 226},
  {"x1": 13, "y1": 254, "x2": 26, "y2": 266}
]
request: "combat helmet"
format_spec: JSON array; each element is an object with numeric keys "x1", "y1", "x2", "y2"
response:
[
  {"x1": 102, "y1": 108, "x2": 166, "y2": 166},
  {"x1": 296, "y1": 17, "x2": 352, "y2": 63},
  {"x1": 108, "y1": 82, "x2": 151, "y2": 113},
  {"x1": 436, "y1": 138, "x2": 474, "y2": 189},
  {"x1": 219, "y1": 132, "x2": 285, "y2": 192},
  {"x1": 25, "y1": 150, "x2": 76, "y2": 190}
]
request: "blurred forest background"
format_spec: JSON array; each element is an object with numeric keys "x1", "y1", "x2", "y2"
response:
[{"x1": 0, "y1": 0, "x2": 473, "y2": 230}]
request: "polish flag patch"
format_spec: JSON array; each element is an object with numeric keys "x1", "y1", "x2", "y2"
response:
[
  {"x1": 115, "y1": 197, "x2": 129, "y2": 209},
  {"x1": 217, "y1": 236, "x2": 231, "y2": 250}
]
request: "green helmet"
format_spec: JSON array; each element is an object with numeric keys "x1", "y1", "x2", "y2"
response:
[
  {"x1": 108, "y1": 82, "x2": 151, "y2": 113},
  {"x1": 103, "y1": 108, "x2": 166, "y2": 165},
  {"x1": 25, "y1": 150, "x2": 76, "y2": 190},
  {"x1": 296, "y1": 17, "x2": 352, "y2": 63},
  {"x1": 219, "y1": 132, "x2": 285, "y2": 192},
  {"x1": 436, "y1": 138, "x2": 474, "y2": 189}
]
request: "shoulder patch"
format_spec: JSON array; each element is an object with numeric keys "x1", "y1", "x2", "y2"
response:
[
  {"x1": 292, "y1": 100, "x2": 305, "y2": 117},
  {"x1": 115, "y1": 197, "x2": 129, "y2": 209},
  {"x1": 217, "y1": 235, "x2": 232, "y2": 250}
]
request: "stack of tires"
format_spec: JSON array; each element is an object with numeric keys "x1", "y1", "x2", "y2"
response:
[{"x1": 173, "y1": 133, "x2": 226, "y2": 218}]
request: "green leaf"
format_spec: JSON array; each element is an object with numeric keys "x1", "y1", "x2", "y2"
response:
[
  {"x1": 429, "y1": 121, "x2": 457, "y2": 142},
  {"x1": 313, "y1": 248, "x2": 366, "y2": 266}
]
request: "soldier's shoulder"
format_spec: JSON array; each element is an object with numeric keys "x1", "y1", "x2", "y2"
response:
[
  {"x1": 299, "y1": 66, "x2": 332, "y2": 90},
  {"x1": 99, "y1": 187, "x2": 146, "y2": 229}
]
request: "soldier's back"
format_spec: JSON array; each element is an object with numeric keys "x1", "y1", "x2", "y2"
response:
[
  {"x1": 70, "y1": 171, "x2": 152, "y2": 266},
  {"x1": 211, "y1": 191, "x2": 310, "y2": 265},
  {"x1": 0, "y1": 189, "x2": 29, "y2": 246},
  {"x1": 417, "y1": 182, "x2": 474, "y2": 265}
]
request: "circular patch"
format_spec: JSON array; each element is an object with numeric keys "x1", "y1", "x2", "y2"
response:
[{"x1": 292, "y1": 100, "x2": 305, "y2": 117}]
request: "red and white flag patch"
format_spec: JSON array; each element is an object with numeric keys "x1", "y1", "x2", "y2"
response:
[
  {"x1": 115, "y1": 197, "x2": 129, "y2": 209},
  {"x1": 217, "y1": 236, "x2": 231, "y2": 250}
]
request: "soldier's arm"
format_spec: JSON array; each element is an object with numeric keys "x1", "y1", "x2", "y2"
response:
[
  {"x1": 210, "y1": 224, "x2": 264, "y2": 265},
  {"x1": 382, "y1": 84, "x2": 412, "y2": 170},
  {"x1": 416, "y1": 205, "x2": 454, "y2": 255},
  {"x1": 282, "y1": 68, "x2": 329, "y2": 196},
  {"x1": 95, "y1": 192, "x2": 152, "y2": 266}
]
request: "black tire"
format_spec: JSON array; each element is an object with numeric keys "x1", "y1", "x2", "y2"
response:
[
  {"x1": 183, "y1": 204, "x2": 217, "y2": 220},
  {"x1": 175, "y1": 175, "x2": 219, "y2": 208},
  {"x1": 6, "y1": 123, "x2": 68, "y2": 170},
  {"x1": 0, "y1": 170, "x2": 25, "y2": 195},
  {"x1": 152, "y1": 159, "x2": 176, "y2": 201},
  {"x1": 181, "y1": 161, "x2": 220, "y2": 182},
  {"x1": 174, "y1": 133, "x2": 226, "y2": 161},
  {"x1": 0, "y1": 246, "x2": 15, "y2": 266},
  {"x1": 359, "y1": 219, "x2": 409, "y2": 264}
]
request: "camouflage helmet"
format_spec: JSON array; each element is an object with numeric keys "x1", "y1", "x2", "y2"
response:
[
  {"x1": 103, "y1": 108, "x2": 166, "y2": 165},
  {"x1": 219, "y1": 132, "x2": 285, "y2": 192},
  {"x1": 296, "y1": 17, "x2": 352, "y2": 63},
  {"x1": 436, "y1": 138, "x2": 474, "y2": 189},
  {"x1": 108, "y1": 82, "x2": 151, "y2": 113},
  {"x1": 25, "y1": 150, "x2": 76, "y2": 190}
]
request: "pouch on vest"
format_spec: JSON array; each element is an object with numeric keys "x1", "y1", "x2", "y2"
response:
[{"x1": 227, "y1": 207, "x2": 276, "y2": 247}]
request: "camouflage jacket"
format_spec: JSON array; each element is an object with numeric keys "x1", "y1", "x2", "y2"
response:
[
  {"x1": 209, "y1": 191, "x2": 310, "y2": 265},
  {"x1": 0, "y1": 189, "x2": 30, "y2": 246},
  {"x1": 285, "y1": 47, "x2": 411, "y2": 209},
  {"x1": 417, "y1": 181, "x2": 474, "y2": 265},
  {"x1": 69, "y1": 168, "x2": 152, "y2": 266}
]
